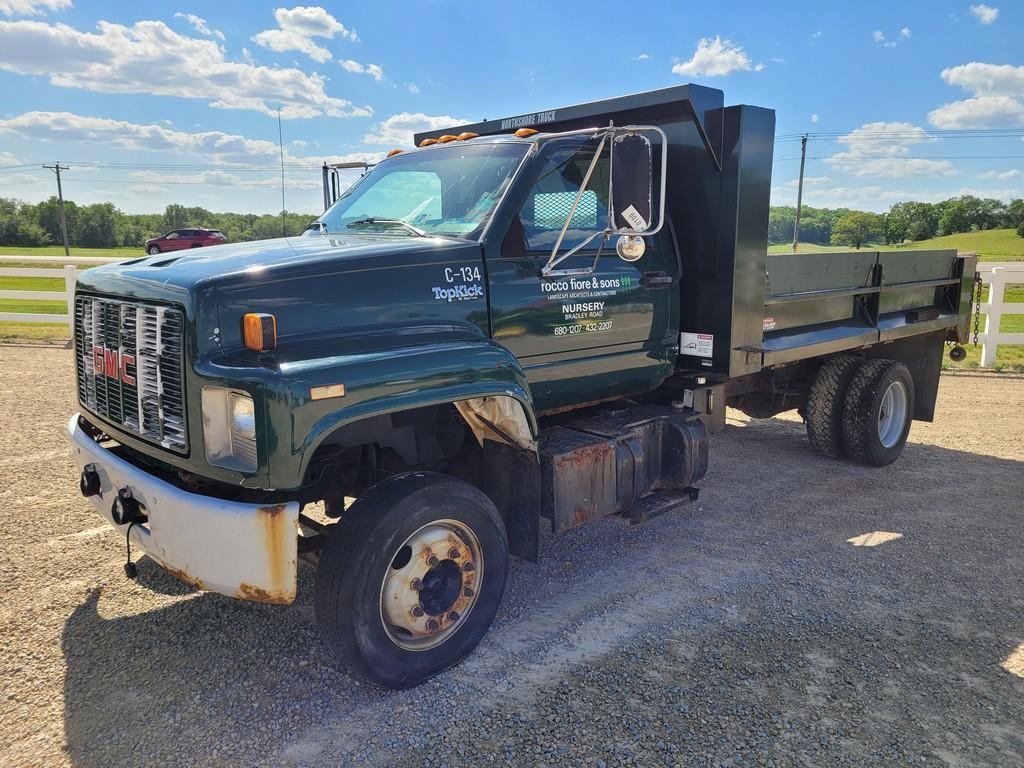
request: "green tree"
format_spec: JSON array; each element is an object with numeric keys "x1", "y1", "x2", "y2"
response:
[{"x1": 831, "y1": 211, "x2": 883, "y2": 249}]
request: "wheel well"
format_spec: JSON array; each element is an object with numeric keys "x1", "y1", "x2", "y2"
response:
[{"x1": 303, "y1": 402, "x2": 482, "y2": 498}]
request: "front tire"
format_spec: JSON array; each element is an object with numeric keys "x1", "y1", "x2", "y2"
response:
[
  {"x1": 841, "y1": 360, "x2": 914, "y2": 466},
  {"x1": 314, "y1": 472, "x2": 508, "y2": 689},
  {"x1": 147, "y1": 245, "x2": 160, "y2": 255}
]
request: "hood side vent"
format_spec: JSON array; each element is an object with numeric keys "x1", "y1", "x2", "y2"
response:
[{"x1": 150, "y1": 256, "x2": 183, "y2": 267}]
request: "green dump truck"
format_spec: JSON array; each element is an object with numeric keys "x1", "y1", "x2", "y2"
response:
[{"x1": 68, "y1": 84, "x2": 978, "y2": 687}]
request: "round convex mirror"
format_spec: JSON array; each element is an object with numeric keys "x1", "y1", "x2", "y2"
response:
[{"x1": 616, "y1": 235, "x2": 645, "y2": 262}]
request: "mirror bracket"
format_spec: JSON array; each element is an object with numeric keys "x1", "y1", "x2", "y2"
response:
[{"x1": 536, "y1": 124, "x2": 667, "y2": 277}]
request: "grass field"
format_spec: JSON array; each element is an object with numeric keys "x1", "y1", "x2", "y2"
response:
[
  {"x1": 2, "y1": 239, "x2": 1022, "y2": 367},
  {"x1": 0, "y1": 245, "x2": 138, "y2": 257},
  {"x1": 769, "y1": 228, "x2": 1024, "y2": 260}
]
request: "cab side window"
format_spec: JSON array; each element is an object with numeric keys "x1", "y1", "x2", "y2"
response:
[{"x1": 520, "y1": 144, "x2": 610, "y2": 252}]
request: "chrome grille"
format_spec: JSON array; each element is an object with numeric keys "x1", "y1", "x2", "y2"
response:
[{"x1": 75, "y1": 296, "x2": 187, "y2": 453}]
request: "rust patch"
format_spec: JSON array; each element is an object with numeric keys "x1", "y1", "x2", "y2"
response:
[
  {"x1": 163, "y1": 565, "x2": 207, "y2": 592},
  {"x1": 258, "y1": 503, "x2": 296, "y2": 603},
  {"x1": 236, "y1": 582, "x2": 292, "y2": 605},
  {"x1": 258, "y1": 503, "x2": 288, "y2": 519}
]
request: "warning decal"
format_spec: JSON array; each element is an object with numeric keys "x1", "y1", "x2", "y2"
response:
[{"x1": 680, "y1": 332, "x2": 714, "y2": 358}]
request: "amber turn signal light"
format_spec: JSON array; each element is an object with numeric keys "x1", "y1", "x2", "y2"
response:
[{"x1": 243, "y1": 313, "x2": 276, "y2": 352}]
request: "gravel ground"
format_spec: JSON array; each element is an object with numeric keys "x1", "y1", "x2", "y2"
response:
[{"x1": 1, "y1": 345, "x2": 1022, "y2": 768}]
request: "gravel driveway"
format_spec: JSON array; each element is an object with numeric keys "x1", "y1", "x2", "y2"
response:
[{"x1": 1, "y1": 345, "x2": 1022, "y2": 767}]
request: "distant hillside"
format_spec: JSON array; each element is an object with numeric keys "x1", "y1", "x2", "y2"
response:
[{"x1": 770, "y1": 228, "x2": 1023, "y2": 261}]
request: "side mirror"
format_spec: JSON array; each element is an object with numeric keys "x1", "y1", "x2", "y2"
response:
[
  {"x1": 541, "y1": 125, "x2": 666, "y2": 276},
  {"x1": 611, "y1": 133, "x2": 654, "y2": 234}
]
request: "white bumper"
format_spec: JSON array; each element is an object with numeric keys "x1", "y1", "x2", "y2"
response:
[{"x1": 67, "y1": 414, "x2": 299, "y2": 604}]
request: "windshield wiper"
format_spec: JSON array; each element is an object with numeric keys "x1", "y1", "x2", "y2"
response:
[{"x1": 347, "y1": 217, "x2": 427, "y2": 238}]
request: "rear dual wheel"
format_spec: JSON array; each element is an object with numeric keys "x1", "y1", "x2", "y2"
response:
[
  {"x1": 806, "y1": 357, "x2": 914, "y2": 466},
  {"x1": 314, "y1": 472, "x2": 508, "y2": 689}
]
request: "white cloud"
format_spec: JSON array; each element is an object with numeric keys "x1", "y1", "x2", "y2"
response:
[
  {"x1": 406, "y1": 82, "x2": 420, "y2": 94},
  {"x1": 969, "y1": 4, "x2": 998, "y2": 24},
  {"x1": 637, "y1": 53, "x2": 650, "y2": 60},
  {"x1": 174, "y1": 12, "x2": 224, "y2": 41},
  {"x1": 341, "y1": 58, "x2": 383, "y2": 80},
  {"x1": 824, "y1": 121, "x2": 956, "y2": 178},
  {"x1": 252, "y1": 6, "x2": 355, "y2": 63},
  {"x1": 0, "y1": 151, "x2": 19, "y2": 164},
  {"x1": 0, "y1": 19, "x2": 370, "y2": 119},
  {"x1": 0, "y1": 111, "x2": 376, "y2": 167},
  {"x1": 899, "y1": 27, "x2": 912, "y2": 39},
  {"x1": 811, "y1": 113, "x2": 819, "y2": 123},
  {"x1": 874, "y1": 28, "x2": 908, "y2": 47},
  {"x1": 811, "y1": 30, "x2": 822, "y2": 42},
  {"x1": 873, "y1": 30, "x2": 885, "y2": 43},
  {"x1": 0, "y1": 0, "x2": 70, "y2": 16},
  {"x1": 928, "y1": 63, "x2": 1024, "y2": 128},
  {"x1": 671, "y1": 36, "x2": 761, "y2": 78},
  {"x1": 979, "y1": 169, "x2": 1023, "y2": 180},
  {"x1": 363, "y1": 112, "x2": 470, "y2": 146}
]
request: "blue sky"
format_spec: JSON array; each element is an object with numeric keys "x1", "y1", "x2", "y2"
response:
[{"x1": 0, "y1": 0, "x2": 1020, "y2": 214}]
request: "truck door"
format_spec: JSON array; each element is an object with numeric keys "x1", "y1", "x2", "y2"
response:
[{"x1": 487, "y1": 141, "x2": 677, "y2": 412}]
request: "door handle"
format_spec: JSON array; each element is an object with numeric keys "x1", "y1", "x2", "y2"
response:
[{"x1": 641, "y1": 271, "x2": 673, "y2": 288}]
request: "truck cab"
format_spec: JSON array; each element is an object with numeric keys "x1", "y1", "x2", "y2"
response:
[{"x1": 68, "y1": 84, "x2": 976, "y2": 688}]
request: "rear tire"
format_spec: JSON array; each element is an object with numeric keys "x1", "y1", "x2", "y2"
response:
[
  {"x1": 314, "y1": 472, "x2": 508, "y2": 689},
  {"x1": 805, "y1": 355, "x2": 864, "y2": 458},
  {"x1": 841, "y1": 360, "x2": 914, "y2": 466},
  {"x1": 147, "y1": 245, "x2": 160, "y2": 255}
]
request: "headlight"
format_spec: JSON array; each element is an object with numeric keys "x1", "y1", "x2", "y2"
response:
[
  {"x1": 201, "y1": 387, "x2": 258, "y2": 472},
  {"x1": 230, "y1": 392, "x2": 256, "y2": 439}
]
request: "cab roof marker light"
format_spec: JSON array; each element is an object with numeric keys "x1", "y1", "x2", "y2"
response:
[
  {"x1": 386, "y1": 148, "x2": 404, "y2": 157},
  {"x1": 419, "y1": 138, "x2": 438, "y2": 147},
  {"x1": 437, "y1": 134, "x2": 458, "y2": 143},
  {"x1": 514, "y1": 128, "x2": 539, "y2": 138},
  {"x1": 457, "y1": 132, "x2": 480, "y2": 141}
]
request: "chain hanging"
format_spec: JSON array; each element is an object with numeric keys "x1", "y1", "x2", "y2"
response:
[{"x1": 972, "y1": 273, "x2": 983, "y2": 347}]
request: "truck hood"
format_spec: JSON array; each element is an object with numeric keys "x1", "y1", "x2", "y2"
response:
[
  {"x1": 77, "y1": 234, "x2": 471, "y2": 299},
  {"x1": 75, "y1": 233, "x2": 488, "y2": 359}
]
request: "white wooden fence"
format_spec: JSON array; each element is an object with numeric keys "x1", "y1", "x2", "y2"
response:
[
  {"x1": 976, "y1": 262, "x2": 1024, "y2": 366},
  {"x1": 0, "y1": 255, "x2": 122, "y2": 333},
  {"x1": 1, "y1": 255, "x2": 1023, "y2": 365}
]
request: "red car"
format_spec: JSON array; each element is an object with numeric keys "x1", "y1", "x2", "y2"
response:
[{"x1": 145, "y1": 228, "x2": 227, "y2": 255}]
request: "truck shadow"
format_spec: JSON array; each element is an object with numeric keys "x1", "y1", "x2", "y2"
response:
[{"x1": 60, "y1": 426, "x2": 1024, "y2": 767}]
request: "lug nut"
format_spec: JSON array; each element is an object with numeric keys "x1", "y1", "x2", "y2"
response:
[
  {"x1": 426, "y1": 619, "x2": 440, "y2": 631},
  {"x1": 411, "y1": 578, "x2": 423, "y2": 591},
  {"x1": 448, "y1": 547, "x2": 460, "y2": 559},
  {"x1": 463, "y1": 586, "x2": 474, "y2": 598},
  {"x1": 427, "y1": 555, "x2": 439, "y2": 567},
  {"x1": 462, "y1": 561, "x2": 475, "y2": 572},
  {"x1": 411, "y1": 605, "x2": 424, "y2": 617},
  {"x1": 447, "y1": 611, "x2": 459, "y2": 622}
]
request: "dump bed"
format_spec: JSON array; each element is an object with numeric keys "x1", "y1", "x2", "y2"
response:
[{"x1": 752, "y1": 248, "x2": 978, "y2": 368}]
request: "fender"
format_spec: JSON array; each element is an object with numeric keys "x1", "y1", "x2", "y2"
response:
[{"x1": 263, "y1": 336, "x2": 537, "y2": 489}]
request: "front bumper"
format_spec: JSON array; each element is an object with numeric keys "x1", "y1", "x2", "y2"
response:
[{"x1": 67, "y1": 414, "x2": 299, "y2": 603}]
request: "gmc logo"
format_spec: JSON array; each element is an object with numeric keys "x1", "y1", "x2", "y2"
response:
[{"x1": 92, "y1": 346, "x2": 136, "y2": 385}]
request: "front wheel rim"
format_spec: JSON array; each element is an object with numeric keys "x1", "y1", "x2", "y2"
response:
[
  {"x1": 379, "y1": 519, "x2": 483, "y2": 651},
  {"x1": 877, "y1": 380, "x2": 909, "y2": 448}
]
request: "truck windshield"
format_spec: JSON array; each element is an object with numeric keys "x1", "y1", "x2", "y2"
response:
[{"x1": 314, "y1": 142, "x2": 528, "y2": 239}]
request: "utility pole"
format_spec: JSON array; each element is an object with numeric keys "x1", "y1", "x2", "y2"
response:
[
  {"x1": 43, "y1": 163, "x2": 71, "y2": 257},
  {"x1": 791, "y1": 134, "x2": 808, "y2": 253},
  {"x1": 277, "y1": 106, "x2": 286, "y2": 237}
]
